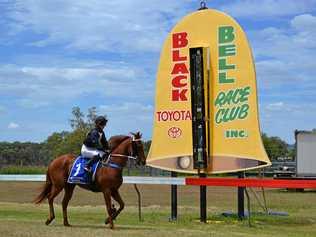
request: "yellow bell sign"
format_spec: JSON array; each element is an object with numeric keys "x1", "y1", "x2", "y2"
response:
[{"x1": 147, "y1": 9, "x2": 271, "y2": 174}]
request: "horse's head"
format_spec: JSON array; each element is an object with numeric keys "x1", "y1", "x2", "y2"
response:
[{"x1": 130, "y1": 132, "x2": 146, "y2": 166}]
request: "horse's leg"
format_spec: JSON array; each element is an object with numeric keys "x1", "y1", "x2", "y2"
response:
[
  {"x1": 103, "y1": 189, "x2": 114, "y2": 229},
  {"x1": 45, "y1": 185, "x2": 63, "y2": 225},
  {"x1": 105, "y1": 189, "x2": 124, "y2": 224},
  {"x1": 62, "y1": 184, "x2": 75, "y2": 227}
]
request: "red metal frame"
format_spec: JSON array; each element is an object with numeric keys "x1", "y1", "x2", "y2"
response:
[{"x1": 186, "y1": 177, "x2": 316, "y2": 188}]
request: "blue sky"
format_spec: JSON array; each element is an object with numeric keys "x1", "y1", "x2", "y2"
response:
[{"x1": 0, "y1": 0, "x2": 316, "y2": 144}]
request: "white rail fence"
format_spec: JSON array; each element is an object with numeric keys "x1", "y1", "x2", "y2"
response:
[{"x1": 0, "y1": 175, "x2": 185, "y2": 185}]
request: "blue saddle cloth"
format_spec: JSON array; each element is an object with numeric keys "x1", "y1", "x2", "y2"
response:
[{"x1": 67, "y1": 156, "x2": 100, "y2": 184}]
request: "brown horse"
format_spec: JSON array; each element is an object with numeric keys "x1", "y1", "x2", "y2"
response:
[{"x1": 34, "y1": 132, "x2": 146, "y2": 229}]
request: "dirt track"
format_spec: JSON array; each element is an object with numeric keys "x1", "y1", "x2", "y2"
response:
[
  {"x1": 0, "y1": 181, "x2": 237, "y2": 208},
  {"x1": 1, "y1": 181, "x2": 315, "y2": 211}
]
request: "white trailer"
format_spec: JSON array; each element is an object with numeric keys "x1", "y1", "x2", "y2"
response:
[{"x1": 296, "y1": 130, "x2": 316, "y2": 177}]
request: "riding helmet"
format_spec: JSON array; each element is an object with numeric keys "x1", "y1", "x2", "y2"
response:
[{"x1": 95, "y1": 115, "x2": 108, "y2": 126}]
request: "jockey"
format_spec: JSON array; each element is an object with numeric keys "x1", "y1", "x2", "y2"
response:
[{"x1": 82, "y1": 115, "x2": 110, "y2": 172}]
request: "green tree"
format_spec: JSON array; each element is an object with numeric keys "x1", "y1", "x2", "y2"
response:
[
  {"x1": 86, "y1": 106, "x2": 97, "y2": 130},
  {"x1": 261, "y1": 133, "x2": 290, "y2": 160},
  {"x1": 69, "y1": 106, "x2": 86, "y2": 130},
  {"x1": 45, "y1": 106, "x2": 101, "y2": 159},
  {"x1": 45, "y1": 131, "x2": 69, "y2": 160},
  {"x1": 0, "y1": 142, "x2": 47, "y2": 167},
  {"x1": 0, "y1": 106, "x2": 154, "y2": 168},
  {"x1": 54, "y1": 129, "x2": 87, "y2": 156}
]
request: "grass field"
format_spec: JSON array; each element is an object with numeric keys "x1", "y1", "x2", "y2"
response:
[
  {"x1": 0, "y1": 181, "x2": 315, "y2": 237},
  {"x1": 0, "y1": 166, "x2": 47, "y2": 174}
]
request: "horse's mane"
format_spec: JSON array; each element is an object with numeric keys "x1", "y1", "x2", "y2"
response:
[
  {"x1": 108, "y1": 132, "x2": 142, "y2": 151},
  {"x1": 109, "y1": 135, "x2": 130, "y2": 151}
]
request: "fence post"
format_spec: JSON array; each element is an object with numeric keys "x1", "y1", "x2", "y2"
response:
[
  {"x1": 170, "y1": 171, "x2": 178, "y2": 221},
  {"x1": 238, "y1": 172, "x2": 245, "y2": 219},
  {"x1": 200, "y1": 173, "x2": 207, "y2": 223}
]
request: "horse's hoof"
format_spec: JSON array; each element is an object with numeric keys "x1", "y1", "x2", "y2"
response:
[
  {"x1": 105, "y1": 218, "x2": 109, "y2": 224},
  {"x1": 64, "y1": 223, "x2": 71, "y2": 227},
  {"x1": 45, "y1": 219, "x2": 53, "y2": 225}
]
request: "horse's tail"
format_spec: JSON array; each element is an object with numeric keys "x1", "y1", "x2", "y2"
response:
[{"x1": 33, "y1": 171, "x2": 52, "y2": 204}]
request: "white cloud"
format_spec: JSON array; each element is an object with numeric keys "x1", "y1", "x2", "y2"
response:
[
  {"x1": 262, "y1": 102, "x2": 316, "y2": 120},
  {"x1": 100, "y1": 102, "x2": 153, "y2": 121},
  {"x1": 252, "y1": 26, "x2": 316, "y2": 59},
  {"x1": 250, "y1": 14, "x2": 316, "y2": 93},
  {"x1": 1, "y1": 0, "x2": 316, "y2": 144},
  {"x1": 6, "y1": 0, "x2": 192, "y2": 52},
  {"x1": 290, "y1": 14, "x2": 316, "y2": 49},
  {"x1": 291, "y1": 14, "x2": 316, "y2": 31},
  {"x1": 8, "y1": 122, "x2": 19, "y2": 129},
  {"x1": 220, "y1": 0, "x2": 316, "y2": 18},
  {"x1": 0, "y1": 62, "x2": 154, "y2": 108},
  {"x1": 266, "y1": 102, "x2": 285, "y2": 111}
]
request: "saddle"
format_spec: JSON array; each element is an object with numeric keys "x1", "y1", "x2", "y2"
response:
[
  {"x1": 67, "y1": 156, "x2": 100, "y2": 185},
  {"x1": 68, "y1": 154, "x2": 123, "y2": 192}
]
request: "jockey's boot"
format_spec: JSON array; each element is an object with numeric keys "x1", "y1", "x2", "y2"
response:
[{"x1": 84, "y1": 155, "x2": 101, "y2": 173}]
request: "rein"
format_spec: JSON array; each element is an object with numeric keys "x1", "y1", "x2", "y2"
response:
[
  {"x1": 110, "y1": 154, "x2": 137, "y2": 160},
  {"x1": 103, "y1": 136, "x2": 141, "y2": 169}
]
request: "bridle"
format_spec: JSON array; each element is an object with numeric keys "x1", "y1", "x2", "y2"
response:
[
  {"x1": 102, "y1": 135, "x2": 142, "y2": 169},
  {"x1": 111, "y1": 135, "x2": 141, "y2": 160}
]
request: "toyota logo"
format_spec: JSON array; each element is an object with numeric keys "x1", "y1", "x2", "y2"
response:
[{"x1": 168, "y1": 127, "x2": 182, "y2": 138}]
